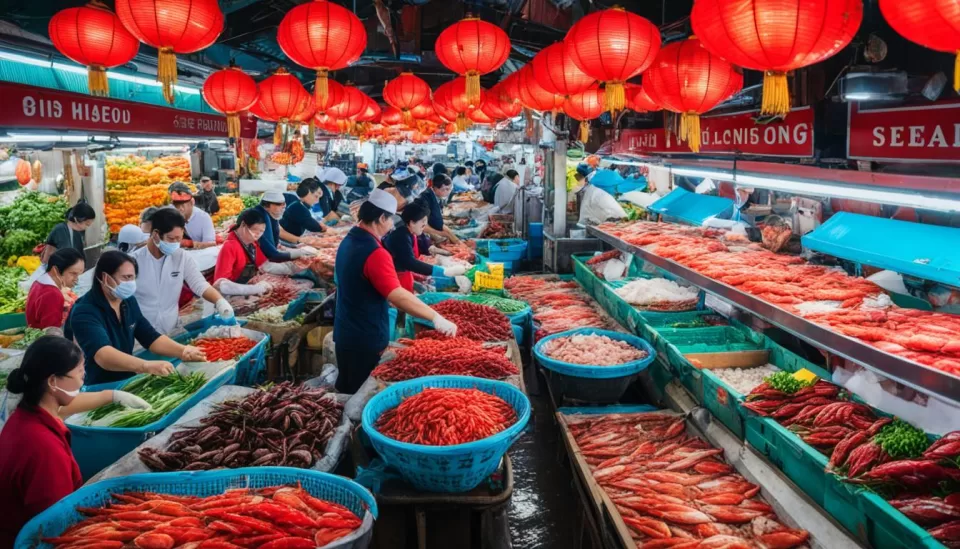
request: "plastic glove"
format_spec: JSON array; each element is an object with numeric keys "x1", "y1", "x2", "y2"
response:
[
  {"x1": 431, "y1": 265, "x2": 446, "y2": 278},
  {"x1": 443, "y1": 265, "x2": 466, "y2": 277},
  {"x1": 255, "y1": 282, "x2": 272, "y2": 294},
  {"x1": 260, "y1": 262, "x2": 298, "y2": 276},
  {"x1": 215, "y1": 298, "x2": 235, "y2": 320},
  {"x1": 429, "y1": 246, "x2": 453, "y2": 256},
  {"x1": 218, "y1": 279, "x2": 267, "y2": 296},
  {"x1": 140, "y1": 360, "x2": 174, "y2": 376},
  {"x1": 113, "y1": 390, "x2": 151, "y2": 410},
  {"x1": 432, "y1": 313, "x2": 458, "y2": 337},
  {"x1": 299, "y1": 246, "x2": 319, "y2": 256},
  {"x1": 181, "y1": 345, "x2": 207, "y2": 362}
]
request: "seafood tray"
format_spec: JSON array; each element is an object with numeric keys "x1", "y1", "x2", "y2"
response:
[
  {"x1": 16, "y1": 467, "x2": 378, "y2": 549},
  {"x1": 87, "y1": 385, "x2": 353, "y2": 484},
  {"x1": 558, "y1": 407, "x2": 860, "y2": 549}
]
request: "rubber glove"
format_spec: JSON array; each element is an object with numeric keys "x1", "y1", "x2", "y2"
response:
[
  {"x1": 215, "y1": 298, "x2": 235, "y2": 321},
  {"x1": 299, "y1": 245, "x2": 319, "y2": 256},
  {"x1": 113, "y1": 390, "x2": 151, "y2": 410},
  {"x1": 431, "y1": 265, "x2": 446, "y2": 277},
  {"x1": 443, "y1": 265, "x2": 467, "y2": 277},
  {"x1": 432, "y1": 313, "x2": 458, "y2": 337}
]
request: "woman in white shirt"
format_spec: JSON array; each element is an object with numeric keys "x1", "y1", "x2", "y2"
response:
[
  {"x1": 131, "y1": 208, "x2": 234, "y2": 334},
  {"x1": 494, "y1": 169, "x2": 520, "y2": 215}
]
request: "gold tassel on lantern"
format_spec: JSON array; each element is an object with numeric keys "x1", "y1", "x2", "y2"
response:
[
  {"x1": 579, "y1": 121, "x2": 590, "y2": 143},
  {"x1": 456, "y1": 113, "x2": 471, "y2": 133},
  {"x1": 273, "y1": 121, "x2": 284, "y2": 147},
  {"x1": 88, "y1": 65, "x2": 109, "y2": 96},
  {"x1": 954, "y1": 51, "x2": 960, "y2": 93},
  {"x1": 679, "y1": 112, "x2": 702, "y2": 153},
  {"x1": 226, "y1": 114, "x2": 241, "y2": 140},
  {"x1": 402, "y1": 110, "x2": 414, "y2": 126},
  {"x1": 604, "y1": 81, "x2": 626, "y2": 115},
  {"x1": 466, "y1": 70, "x2": 482, "y2": 107},
  {"x1": 316, "y1": 69, "x2": 329, "y2": 107},
  {"x1": 761, "y1": 71, "x2": 790, "y2": 117},
  {"x1": 307, "y1": 119, "x2": 316, "y2": 145},
  {"x1": 157, "y1": 47, "x2": 178, "y2": 104}
]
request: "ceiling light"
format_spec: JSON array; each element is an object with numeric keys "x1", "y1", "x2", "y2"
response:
[{"x1": 670, "y1": 167, "x2": 734, "y2": 180}]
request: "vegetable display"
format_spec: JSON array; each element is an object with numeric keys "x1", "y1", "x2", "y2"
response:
[
  {"x1": 424, "y1": 300, "x2": 513, "y2": 342},
  {"x1": 247, "y1": 304, "x2": 292, "y2": 324},
  {"x1": 42, "y1": 485, "x2": 364, "y2": 548},
  {"x1": 375, "y1": 388, "x2": 517, "y2": 446},
  {"x1": 371, "y1": 337, "x2": 518, "y2": 382},
  {"x1": 459, "y1": 293, "x2": 529, "y2": 314},
  {"x1": 104, "y1": 155, "x2": 190, "y2": 233},
  {"x1": 191, "y1": 337, "x2": 257, "y2": 362},
  {"x1": 241, "y1": 194, "x2": 260, "y2": 209},
  {"x1": 212, "y1": 195, "x2": 244, "y2": 225},
  {"x1": 139, "y1": 383, "x2": 343, "y2": 471},
  {"x1": 81, "y1": 372, "x2": 207, "y2": 428},
  {"x1": 542, "y1": 333, "x2": 648, "y2": 366},
  {"x1": 566, "y1": 411, "x2": 810, "y2": 547},
  {"x1": 10, "y1": 327, "x2": 44, "y2": 350},
  {"x1": 0, "y1": 265, "x2": 27, "y2": 314},
  {"x1": 0, "y1": 192, "x2": 69, "y2": 255}
]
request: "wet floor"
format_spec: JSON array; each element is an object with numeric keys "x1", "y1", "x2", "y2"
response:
[{"x1": 508, "y1": 372, "x2": 581, "y2": 549}]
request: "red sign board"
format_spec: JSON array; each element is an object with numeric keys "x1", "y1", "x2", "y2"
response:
[
  {"x1": 0, "y1": 82, "x2": 256, "y2": 139},
  {"x1": 848, "y1": 101, "x2": 960, "y2": 163},
  {"x1": 613, "y1": 107, "x2": 815, "y2": 158}
]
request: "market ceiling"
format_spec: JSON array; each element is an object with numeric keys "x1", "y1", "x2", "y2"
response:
[{"x1": 1, "y1": 0, "x2": 694, "y2": 97}]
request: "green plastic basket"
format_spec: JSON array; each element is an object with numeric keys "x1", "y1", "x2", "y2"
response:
[{"x1": 659, "y1": 324, "x2": 764, "y2": 403}]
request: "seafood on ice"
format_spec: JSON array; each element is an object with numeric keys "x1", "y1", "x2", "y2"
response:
[
  {"x1": 505, "y1": 275, "x2": 617, "y2": 340},
  {"x1": 565, "y1": 411, "x2": 810, "y2": 548},
  {"x1": 700, "y1": 363, "x2": 781, "y2": 396},
  {"x1": 542, "y1": 333, "x2": 648, "y2": 366},
  {"x1": 614, "y1": 277, "x2": 700, "y2": 311}
]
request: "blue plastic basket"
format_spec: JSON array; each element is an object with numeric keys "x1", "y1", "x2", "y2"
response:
[
  {"x1": 534, "y1": 328, "x2": 656, "y2": 379},
  {"x1": 476, "y1": 238, "x2": 528, "y2": 261},
  {"x1": 69, "y1": 365, "x2": 236, "y2": 480},
  {"x1": 361, "y1": 375, "x2": 531, "y2": 492},
  {"x1": 15, "y1": 467, "x2": 378, "y2": 549}
]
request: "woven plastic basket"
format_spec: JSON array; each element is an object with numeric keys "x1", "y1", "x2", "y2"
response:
[
  {"x1": 361, "y1": 375, "x2": 531, "y2": 492},
  {"x1": 15, "y1": 467, "x2": 378, "y2": 549},
  {"x1": 534, "y1": 328, "x2": 656, "y2": 379}
]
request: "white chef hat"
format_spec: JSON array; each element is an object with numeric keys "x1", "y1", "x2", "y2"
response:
[
  {"x1": 118, "y1": 224, "x2": 148, "y2": 246},
  {"x1": 261, "y1": 191, "x2": 286, "y2": 204},
  {"x1": 323, "y1": 167, "x2": 347, "y2": 186},
  {"x1": 367, "y1": 188, "x2": 398, "y2": 215},
  {"x1": 315, "y1": 166, "x2": 328, "y2": 180}
]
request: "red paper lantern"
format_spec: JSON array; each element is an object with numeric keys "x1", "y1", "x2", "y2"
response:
[
  {"x1": 480, "y1": 92, "x2": 507, "y2": 121},
  {"x1": 258, "y1": 68, "x2": 311, "y2": 145},
  {"x1": 410, "y1": 101, "x2": 436, "y2": 120},
  {"x1": 116, "y1": 0, "x2": 223, "y2": 103},
  {"x1": 564, "y1": 85, "x2": 605, "y2": 143},
  {"x1": 248, "y1": 99, "x2": 273, "y2": 121},
  {"x1": 444, "y1": 122, "x2": 458, "y2": 134},
  {"x1": 327, "y1": 85, "x2": 368, "y2": 120},
  {"x1": 518, "y1": 66, "x2": 564, "y2": 114},
  {"x1": 315, "y1": 113, "x2": 340, "y2": 133},
  {"x1": 202, "y1": 66, "x2": 259, "y2": 138},
  {"x1": 435, "y1": 16, "x2": 511, "y2": 105},
  {"x1": 532, "y1": 42, "x2": 595, "y2": 99},
  {"x1": 469, "y1": 104, "x2": 494, "y2": 125},
  {"x1": 384, "y1": 72, "x2": 431, "y2": 124},
  {"x1": 277, "y1": 0, "x2": 366, "y2": 108},
  {"x1": 382, "y1": 106, "x2": 404, "y2": 126},
  {"x1": 491, "y1": 80, "x2": 523, "y2": 118},
  {"x1": 645, "y1": 37, "x2": 743, "y2": 152},
  {"x1": 692, "y1": 0, "x2": 862, "y2": 116},
  {"x1": 629, "y1": 84, "x2": 661, "y2": 112},
  {"x1": 315, "y1": 79, "x2": 346, "y2": 115},
  {"x1": 434, "y1": 77, "x2": 480, "y2": 131},
  {"x1": 48, "y1": 2, "x2": 139, "y2": 97},
  {"x1": 879, "y1": 0, "x2": 960, "y2": 92},
  {"x1": 564, "y1": 7, "x2": 660, "y2": 113},
  {"x1": 358, "y1": 99, "x2": 382, "y2": 123}
]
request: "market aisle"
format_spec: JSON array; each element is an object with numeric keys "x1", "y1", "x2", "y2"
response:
[{"x1": 508, "y1": 391, "x2": 580, "y2": 549}]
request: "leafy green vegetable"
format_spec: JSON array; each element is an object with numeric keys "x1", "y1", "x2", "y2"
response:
[
  {"x1": 461, "y1": 293, "x2": 529, "y2": 314},
  {"x1": 874, "y1": 419, "x2": 929, "y2": 459},
  {"x1": 84, "y1": 371, "x2": 207, "y2": 428},
  {"x1": 0, "y1": 265, "x2": 27, "y2": 315},
  {"x1": 11, "y1": 328, "x2": 44, "y2": 350},
  {"x1": 765, "y1": 371, "x2": 815, "y2": 394},
  {"x1": 241, "y1": 194, "x2": 260, "y2": 209},
  {"x1": 0, "y1": 371, "x2": 8, "y2": 391},
  {"x1": 0, "y1": 229, "x2": 40, "y2": 258},
  {"x1": 0, "y1": 192, "x2": 68, "y2": 240}
]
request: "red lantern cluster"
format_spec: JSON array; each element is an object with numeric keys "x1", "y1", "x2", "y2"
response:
[
  {"x1": 434, "y1": 77, "x2": 480, "y2": 132},
  {"x1": 202, "y1": 67, "x2": 259, "y2": 139},
  {"x1": 256, "y1": 68, "x2": 312, "y2": 145},
  {"x1": 384, "y1": 73, "x2": 431, "y2": 125},
  {"x1": 563, "y1": 85, "x2": 605, "y2": 143},
  {"x1": 532, "y1": 42, "x2": 594, "y2": 100},
  {"x1": 517, "y1": 66, "x2": 564, "y2": 114},
  {"x1": 435, "y1": 16, "x2": 511, "y2": 106}
]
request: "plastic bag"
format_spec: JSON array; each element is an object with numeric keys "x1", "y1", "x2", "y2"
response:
[
  {"x1": 322, "y1": 331, "x2": 337, "y2": 366},
  {"x1": 344, "y1": 376, "x2": 384, "y2": 423}
]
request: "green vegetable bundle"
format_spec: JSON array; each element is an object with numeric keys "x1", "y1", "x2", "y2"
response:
[
  {"x1": 10, "y1": 327, "x2": 44, "y2": 350},
  {"x1": 461, "y1": 293, "x2": 529, "y2": 314},
  {"x1": 0, "y1": 371, "x2": 8, "y2": 391},
  {"x1": 0, "y1": 192, "x2": 68, "y2": 241},
  {"x1": 874, "y1": 418, "x2": 929, "y2": 459},
  {"x1": 0, "y1": 265, "x2": 27, "y2": 315},
  {"x1": 241, "y1": 195, "x2": 260, "y2": 209},
  {"x1": 764, "y1": 371, "x2": 815, "y2": 394},
  {"x1": 83, "y1": 371, "x2": 207, "y2": 428},
  {"x1": 0, "y1": 229, "x2": 40, "y2": 258}
]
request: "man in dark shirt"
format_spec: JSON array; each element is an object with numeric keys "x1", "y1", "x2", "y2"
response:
[
  {"x1": 280, "y1": 178, "x2": 326, "y2": 236},
  {"x1": 193, "y1": 176, "x2": 220, "y2": 216},
  {"x1": 318, "y1": 168, "x2": 347, "y2": 220}
]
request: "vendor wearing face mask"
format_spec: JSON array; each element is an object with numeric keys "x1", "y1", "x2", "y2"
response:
[
  {"x1": 63, "y1": 251, "x2": 206, "y2": 385},
  {"x1": 254, "y1": 191, "x2": 317, "y2": 264},
  {"x1": 25, "y1": 248, "x2": 85, "y2": 330},
  {"x1": 130, "y1": 208, "x2": 234, "y2": 334},
  {"x1": 214, "y1": 209, "x2": 273, "y2": 296},
  {"x1": 0, "y1": 337, "x2": 152, "y2": 545},
  {"x1": 384, "y1": 202, "x2": 466, "y2": 292}
]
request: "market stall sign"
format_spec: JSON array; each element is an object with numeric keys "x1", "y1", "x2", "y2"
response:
[
  {"x1": 613, "y1": 106, "x2": 814, "y2": 158},
  {"x1": 848, "y1": 100, "x2": 960, "y2": 163},
  {"x1": 0, "y1": 82, "x2": 256, "y2": 138}
]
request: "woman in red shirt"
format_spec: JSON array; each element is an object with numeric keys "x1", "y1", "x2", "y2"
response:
[
  {"x1": 25, "y1": 248, "x2": 85, "y2": 330},
  {"x1": 213, "y1": 208, "x2": 271, "y2": 296},
  {"x1": 0, "y1": 336, "x2": 150, "y2": 545}
]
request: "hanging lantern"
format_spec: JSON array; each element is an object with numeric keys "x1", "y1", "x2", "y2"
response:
[
  {"x1": 469, "y1": 104, "x2": 494, "y2": 125},
  {"x1": 258, "y1": 68, "x2": 312, "y2": 146},
  {"x1": 382, "y1": 106, "x2": 404, "y2": 126},
  {"x1": 315, "y1": 79, "x2": 346, "y2": 115},
  {"x1": 315, "y1": 113, "x2": 340, "y2": 133},
  {"x1": 480, "y1": 91, "x2": 507, "y2": 121},
  {"x1": 645, "y1": 37, "x2": 742, "y2": 153},
  {"x1": 564, "y1": 85, "x2": 605, "y2": 143},
  {"x1": 48, "y1": 1, "x2": 139, "y2": 96},
  {"x1": 879, "y1": 0, "x2": 960, "y2": 92},
  {"x1": 491, "y1": 79, "x2": 523, "y2": 118},
  {"x1": 291, "y1": 97, "x2": 317, "y2": 144},
  {"x1": 564, "y1": 7, "x2": 660, "y2": 113},
  {"x1": 532, "y1": 41, "x2": 595, "y2": 99},
  {"x1": 248, "y1": 99, "x2": 273, "y2": 121},
  {"x1": 202, "y1": 66, "x2": 259, "y2": 139},
  {"x1": 434, "y1": 77, "x2": 479, "y2": 132},
  {"x1": 411, "y1": 101, "x2": 436, "y2": 121},
  {"x1": 629, "y1": 84, "x2": 661, "y2": 112},
  {"x1": 693, "y1": 0, "x2": 862, "y2": 117},
  {"x1": 327, "y1": 85, "x2": 368, "y2": 120},
  {"x1": 115, "y1": 0, "x2": 223, "y2": 104},
  {"x1": 435, "y1": 15, "x2": 511, "y2": 105},
  {"x1": 384, "y1": 72, "x2": 431, "y2": 124},
  {"x1": 359, "y1": 99, "x2": 382, "y2": 124},
  {"x1": 444, "y1": 122, "x2": 458, "y2": 134},
  {"x1": 517, "y1": 66, "x2": 564, "y2": 114},
  {"x1": 277, "y1": 0, "x2": 366, "y2": 108}
]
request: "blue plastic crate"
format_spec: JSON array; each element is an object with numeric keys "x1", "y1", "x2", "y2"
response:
[
  {"x1": 16, "y1": 467, "x2": 378, "y2": 549},
  {"x1": 476, "y1": 238, "x2": 528, "y2": 261},
  {"x1": 69, "y1": 364, "x2": 236, "y2": 480},
  {"x1": 361, "y1": 375, "x2": 531, "y2": 492}
]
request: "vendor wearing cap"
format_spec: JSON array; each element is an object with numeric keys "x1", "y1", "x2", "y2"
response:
[
  {"x1": 334, "y1": 189, "x2": 459, "y2": 393},
  {"x1": 318, "y1": 167, "x2": 347, "y2": 221},
  {"x1": 255, "y1": 191, "x2": 317, "y2": 264},
  {"x1": 169, "y1": 182, "x2": 216, "y2": 249},
  {"x1": 194, "y1": 176, "x2": 220, "y2": 216},
  {"x1": 345, "y1": 163, "x2": 375, "y2": 203},
  {"x1": 130, "y1": 208, "x2": 234, "y2": 334},
  {"x1": 415, "y1": 173, "x2": 460, "y2": 245},
  {"x1": 117, "y1": 224, "x2": 148, "y2": 253},
  {"x1": 281, "y1": 178, "x2": 327, "y2": 237},
  {"x1": 384, "y1": 202, "x2": 466, "y2": 292},
  {"x1": 390, "y1": 167, "x2": 419, "y2": 202}
]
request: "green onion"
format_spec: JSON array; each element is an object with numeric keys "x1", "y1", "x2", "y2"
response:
[{"x1": 84, "y1": 372, "x2": 207, "y2": 428}]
